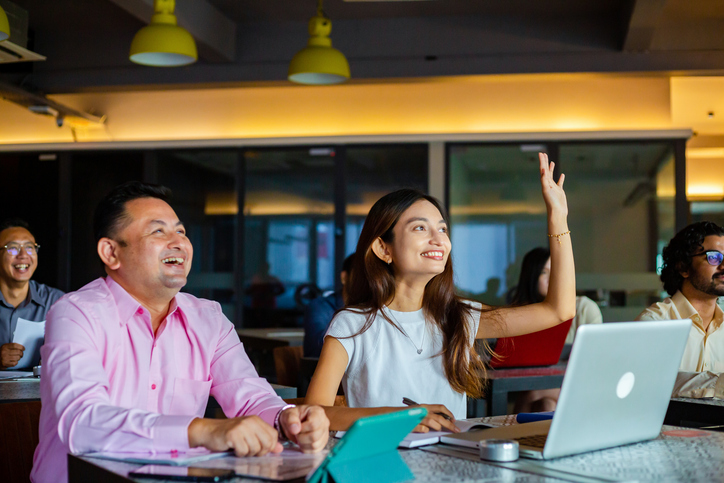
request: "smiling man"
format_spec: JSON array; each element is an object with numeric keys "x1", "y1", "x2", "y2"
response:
[
  {"x1": 636, "y1": 221, "x2": 724, "y2": 399},
  {"x1": 31, "y1": 182, "x2": 329, "y2": 483},
  {"x1": 0, "y1": 219, "x2": 63, "y2": 369}
]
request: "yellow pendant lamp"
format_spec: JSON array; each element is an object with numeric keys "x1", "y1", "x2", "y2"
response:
[
  {"x1": 288, "y1": 0, "x2": 350, "y2": 85},
  {"x1": 129, "y1": 0, "x2": 197, "y2": 67},
  {"x1": 0, "y1": 4, "x2": 10, "y2": 42}
]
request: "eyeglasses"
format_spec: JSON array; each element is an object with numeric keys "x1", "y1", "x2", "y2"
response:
[
  {"x1": 694, "y1": 250, "x2": 724, "y2": 266},
  {"x1": 1, "y1": 243, "x2": 40, "y2": 256}
]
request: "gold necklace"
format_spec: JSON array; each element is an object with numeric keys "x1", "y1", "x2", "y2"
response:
[{"x1": 386, "y1": 307, "x2": 425, "y2": 354}]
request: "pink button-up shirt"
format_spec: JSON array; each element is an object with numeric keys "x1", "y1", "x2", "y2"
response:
[{"x1": 31, "y1": 277, "x2": 287, "y2": 483}]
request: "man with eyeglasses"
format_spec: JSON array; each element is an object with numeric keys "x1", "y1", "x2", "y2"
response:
[
  {"x1": 0, "y1": 219, "x2": 64, "y2": 370},
  {"x1": 636, "y1": 221, "x2": 724, "y2": 398}
]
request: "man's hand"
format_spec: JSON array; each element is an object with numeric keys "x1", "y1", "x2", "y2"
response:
[
  {"x1": 0, "y1": 343, "x2": 24, "y2": 369},
  {"x1": 188, "y1": 416, "x2": 283, "y2": 457},
  {"x1": 278, "y1": 405, "x2": 329, "y2": 453}
]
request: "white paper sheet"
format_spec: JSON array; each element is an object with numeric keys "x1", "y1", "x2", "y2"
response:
[
  {"x1": 12, "y1": 318, "x2": 45, "y2": 369},
  {"x1": 0, "y1": 371, "x2": 33, "y2": 379},
  {"x1": 83, "y1": 448, "x2": 233, "y2": 466}
]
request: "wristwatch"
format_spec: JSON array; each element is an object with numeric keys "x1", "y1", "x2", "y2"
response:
[{"x1": 274, "y1": 404, "x2": 296, "y2": 440}]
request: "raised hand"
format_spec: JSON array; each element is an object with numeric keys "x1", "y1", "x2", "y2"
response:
[{"x1": 539, "y1": 152, "x2": 568, "y2": 219}]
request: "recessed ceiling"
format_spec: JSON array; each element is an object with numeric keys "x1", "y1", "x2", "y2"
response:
[{"x1": 2, "y1": 0, "x2": 723, "y2": 94}]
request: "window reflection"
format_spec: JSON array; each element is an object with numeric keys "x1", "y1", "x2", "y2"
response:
[
  {"x1": 157, "y1": 150, "x2": 237, "y2": 320},
  {"x1": 243, "y1": 148, "x2": 335, "y2": 327},
  {"x1": 346, "y1": 144, "x2": 428, "y2": 260},
  {"x1": 448, "y1": 141, "x2": 676, "y2": 320}
]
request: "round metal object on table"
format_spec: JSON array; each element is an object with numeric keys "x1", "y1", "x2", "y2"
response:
[{"x1": 479, "y1": 439, "x2": 519, "y2": 462}]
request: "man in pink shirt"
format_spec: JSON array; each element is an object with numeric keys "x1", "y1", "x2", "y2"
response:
[{"x1": 31, "y1": 182, "x2": 329, "y2": 483}]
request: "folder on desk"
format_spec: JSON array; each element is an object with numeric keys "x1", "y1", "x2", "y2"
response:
[{"x1": 307, "y1": 408, "x2": 426, "y2": 483}]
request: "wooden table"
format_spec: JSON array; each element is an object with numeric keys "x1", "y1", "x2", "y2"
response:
[{"x1": 482, "y1": 364, "x2": 566, "y2": 416}]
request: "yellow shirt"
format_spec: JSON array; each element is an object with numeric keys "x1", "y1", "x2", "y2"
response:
[
  {"x1": 636, "y1": 291, "x2": 724, "y2": 398},
  {"x1": 566, "y1": 295, "x2": 603, "y2": 344}
]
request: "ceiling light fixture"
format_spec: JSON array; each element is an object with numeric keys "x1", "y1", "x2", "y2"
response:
[
  {"x1": 288, "y1": 0, "x2": 350, "y2": 85},
  {"x1": 0, "y1": 5, "x2": 10, "y2": 42},
  {"x1": 129, "y1": 0, "x2": 197, "y2": 67}
]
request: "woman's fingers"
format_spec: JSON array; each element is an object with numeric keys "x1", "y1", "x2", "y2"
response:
[
  {"x1": 423, "y1": 404, "x2": 455, "y2": 420},
  {"x1": 413, "y1": 424, "x2": 429, "y2": 433}
]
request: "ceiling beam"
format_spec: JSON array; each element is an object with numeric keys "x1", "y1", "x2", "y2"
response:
[
  {"x1": 621, "y1": 0, "x2": 668, "y2": 52},
  {"x1": 108, "y1": 0, "x2": 237, "y2": 63}
]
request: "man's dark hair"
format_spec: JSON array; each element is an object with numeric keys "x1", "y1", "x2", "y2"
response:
[
  {"x1": 0, "y1": 218, "x2": 31, "y2": 234},
  {"x1": 93, "y1": 181, "x2": 172, "y2": 243},
  {"x1": 660, "y1": 221, "x2": 724, "y2": 296}
]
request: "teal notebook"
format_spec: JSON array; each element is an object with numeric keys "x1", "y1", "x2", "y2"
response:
[{"x1": 307, "y1": 408, "x2": 427, "y2": 483}]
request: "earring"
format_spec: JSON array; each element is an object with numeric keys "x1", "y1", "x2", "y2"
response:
[{"x1": 387, "y1": 259, "x2": 392, "y2": 265}]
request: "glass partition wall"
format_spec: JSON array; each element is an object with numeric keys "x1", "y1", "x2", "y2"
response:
[
  {"x1": 0, "y1": 137, "x2": 688, "y2": 329},
  {"x1": 157, "y1": 150, "x2": 238, "y2": 321},
  {"x1": 242, "y1": 145, "x2": 428, "y2": 328},
  {"x1": 51, "y1": 144, "x2": 428, "y2": 328},
  {"x1": 448, "y1": 141, "x2": 678, "y2": 321},
  {"x1": 242, "y1": 147, "x2": 336, "y2": 327}
]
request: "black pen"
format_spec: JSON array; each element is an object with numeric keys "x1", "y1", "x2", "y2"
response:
[{"x1": 402, "y1": 397, "x2": 452, "y2": 420}]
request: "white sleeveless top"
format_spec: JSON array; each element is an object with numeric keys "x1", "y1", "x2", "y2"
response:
[{"x1": 325, "y1": 304, "x2": 480, "y2": 419}]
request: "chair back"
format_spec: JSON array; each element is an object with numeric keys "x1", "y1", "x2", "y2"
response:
[
  {"x1": 273, "y1": 345, "x2": 304, "y2": 387},
  {"x1": 0, "y1": 401, "x2": 42, "y2": 483}
]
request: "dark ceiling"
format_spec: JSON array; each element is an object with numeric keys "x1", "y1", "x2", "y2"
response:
[{"x1": 1, "y1": 0, "x2": 724, "y2": 95}]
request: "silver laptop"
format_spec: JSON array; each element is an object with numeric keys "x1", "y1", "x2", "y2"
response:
[{"x1": 441, "y1": 319, "x2": 690, "y2": 459}]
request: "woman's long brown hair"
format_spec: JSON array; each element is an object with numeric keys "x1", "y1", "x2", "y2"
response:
[{"x1": 345, "y1": 189, "x2": 492, "y2": 398}]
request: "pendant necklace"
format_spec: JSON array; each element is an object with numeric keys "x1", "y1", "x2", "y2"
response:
[{"x1": 387, "y1": 307, "x2": 425, "y2": 354}]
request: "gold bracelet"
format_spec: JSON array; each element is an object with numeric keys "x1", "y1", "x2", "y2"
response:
[{"x1": 548, "y1": 230, "x2": 570, "y2": 245}]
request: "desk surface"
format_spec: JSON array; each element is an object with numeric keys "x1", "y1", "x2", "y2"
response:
[
  {"x1": 72, "y1": 423, "x2": 724, "y2": 482},
  {"x1": 0, "y1": 377, "x2": 39, "y2": 402},
  {"x1": 671, "y1": 396, "x2": 724, "y2": 407}
]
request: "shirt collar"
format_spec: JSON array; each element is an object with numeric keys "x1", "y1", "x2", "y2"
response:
[
  {"x1": 105, "y1": 277, "x2": 143, "y2": 325},
  {"x1": 104, "y1": 276, "x2": 184, "y2": 326},
  {"x1": 672, "y1": 290, "x2": 724, "y2": 331},
  {"x1": 27, "y1": 281, "x2": 44, "y2": 307},
  {"x1": 0, "y1": 281, "x2": 40, "y2": 309}
]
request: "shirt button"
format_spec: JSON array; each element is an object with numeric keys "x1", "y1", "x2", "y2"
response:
[{"x1": 151, "y1": 384, "x2": 157, "y2": 390}]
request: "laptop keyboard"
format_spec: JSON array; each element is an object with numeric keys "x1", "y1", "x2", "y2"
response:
[{"x1": 514, "y1": 434, "x2": 548, "y2": 448}]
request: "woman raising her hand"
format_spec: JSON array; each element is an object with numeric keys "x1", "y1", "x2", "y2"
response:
[{"x1": 305, "y1": 152, "x2": 575, "y2": 433}]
